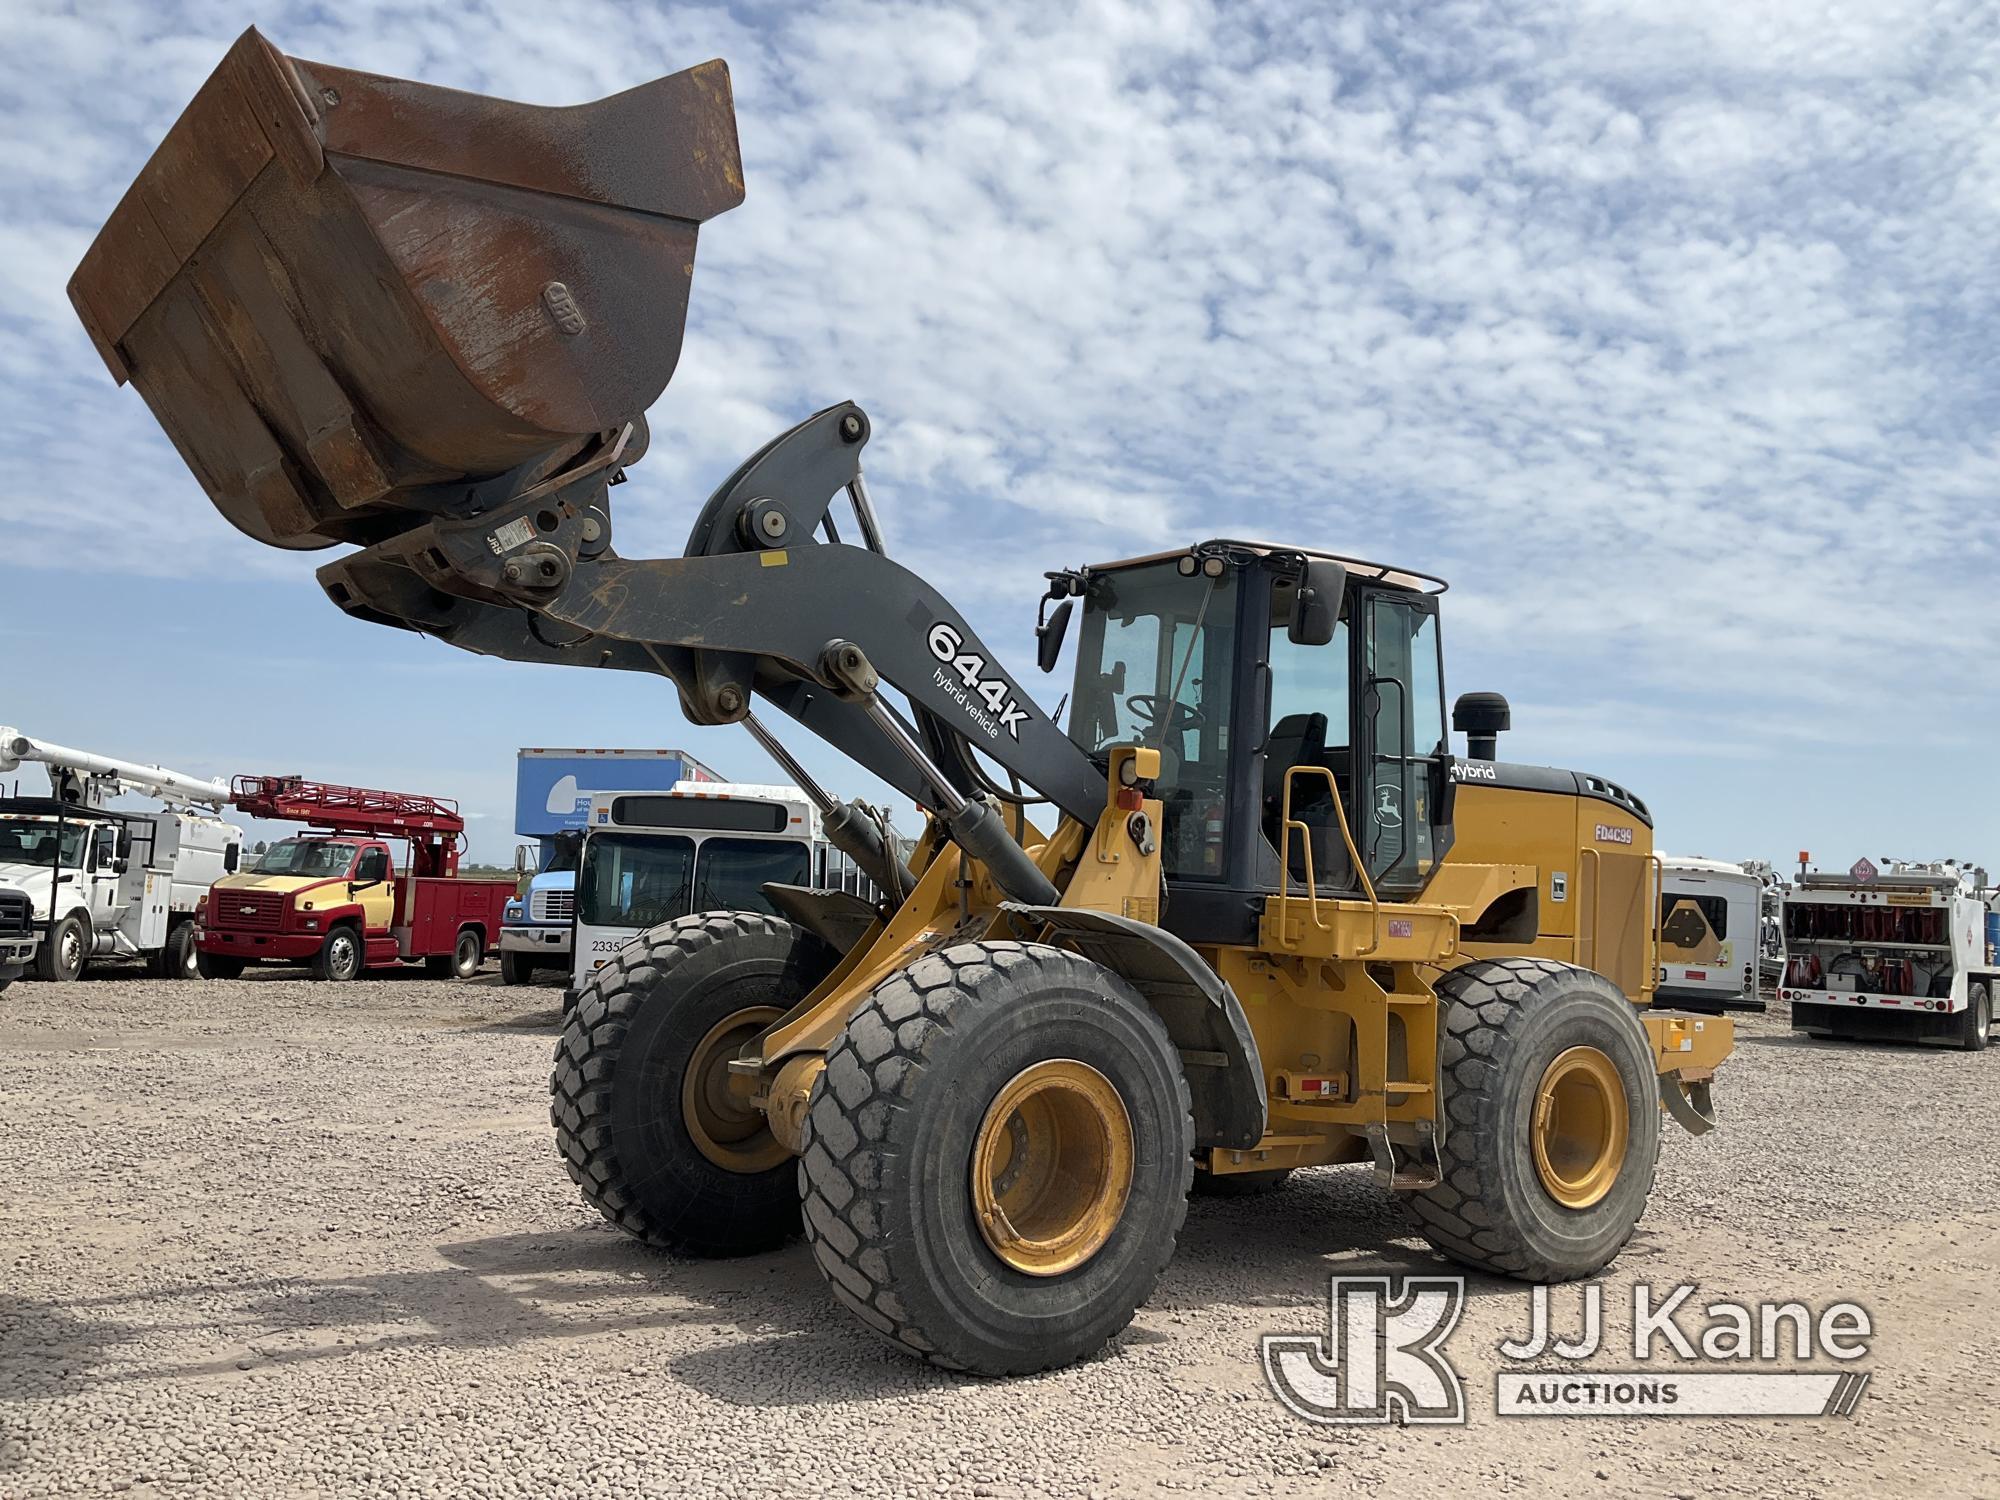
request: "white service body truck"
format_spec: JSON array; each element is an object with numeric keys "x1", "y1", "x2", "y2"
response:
[
  {"x1": 1656, "y1": 855, "x2": 1764, "y2": 1012},
  {"x1": 1780, "y1": 859, "x2": 1995, "y2": 1050},
  {"x1": 0, "y1": 728, "x2": 244, "y2": 981}
]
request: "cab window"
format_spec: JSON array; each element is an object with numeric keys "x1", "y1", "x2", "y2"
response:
[
  {"x1": 355, "y1": 847, "x2": 389, "y2": 883},
  {"x1": 1071, "y1": 560, "x2": 1239, "y2": 880}
]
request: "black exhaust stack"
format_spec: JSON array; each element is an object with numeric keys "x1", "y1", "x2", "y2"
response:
[{"x1": 1453, "y1": 692, "x2": 1511, "y2": 762}]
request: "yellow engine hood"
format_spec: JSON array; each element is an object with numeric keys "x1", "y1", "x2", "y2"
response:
[{"x1": 211, "y1": 872, "x2": 344, "y2": 897}]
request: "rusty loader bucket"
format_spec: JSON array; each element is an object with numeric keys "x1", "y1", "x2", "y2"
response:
[{"x1": 69, "y1": 28, "x2": 743, "y2": 550}]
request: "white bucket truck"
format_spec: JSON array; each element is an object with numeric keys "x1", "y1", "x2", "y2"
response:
[{"x1": 0, "y1": 727, "x2": 244, "y2": 981}]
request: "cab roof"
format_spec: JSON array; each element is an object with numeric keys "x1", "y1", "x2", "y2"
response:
[{"x1": 1085, "y1": 539, "x2": 1447, "y2": 596}]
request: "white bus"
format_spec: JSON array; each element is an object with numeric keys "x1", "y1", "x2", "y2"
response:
[
  {"x1": 1656, "y1": 855, "x2": 1763, "y2": 1013},
  {"x1": 570, "y1": 781, "x2": 883, "y2": 996}
]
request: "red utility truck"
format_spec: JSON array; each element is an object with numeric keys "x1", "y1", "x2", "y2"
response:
[{"x1": 196, "y1": 776, "x2": 513, "y2": 982}]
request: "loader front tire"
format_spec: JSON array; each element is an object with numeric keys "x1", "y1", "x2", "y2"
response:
[
  {"x1": 550, "y1": 912, "x2": 835, "y2": 1257},
  {"x1": 800, "y1": 942, "x2": 1194, "y2": 1375},
  {"x1": 1408, "y1": 957, "x2": 1659, "y2": 1283}
]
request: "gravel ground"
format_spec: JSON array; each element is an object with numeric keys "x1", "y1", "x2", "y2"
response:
[{"x1": 1, "y1": 967, "x2": 1994, "y2": 1499}]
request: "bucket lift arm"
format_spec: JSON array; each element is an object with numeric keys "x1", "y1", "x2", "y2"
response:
[{"x1": 316, "y1": 402, "x2": 1108, "y2": 905}]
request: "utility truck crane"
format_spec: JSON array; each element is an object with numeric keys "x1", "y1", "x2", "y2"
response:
[
  {"x1": 73, "y1": 30, "x2": 1734, "y2": 1376},
  {"x1": 0, "y1": 726, "x2": 243, "y2": 982},
  {"x1": 198, "y1": 776, "x2": 512, "y2": 981}
]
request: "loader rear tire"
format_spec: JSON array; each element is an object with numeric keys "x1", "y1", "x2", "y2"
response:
[
  {"x1": 550, "y1": 912, "x2": 835, "y2": 1257},
  {"x1": 1191, "y1": 1166, "x2": 1293, "y2": 1197},
  {"x1": 800, "y1": 942, "x2": 1194, "y2": 1375},
  {"x1": 1408, "y1": 957, "x2": 1659, "y2": 1283}
]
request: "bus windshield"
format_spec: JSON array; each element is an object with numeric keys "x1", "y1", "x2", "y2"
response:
[
  {"x1": 579, "y1": 833, "x2": 694, "y2": 929},
  {"x1": 694, "y1": 838, "x2": 811, "y2": 914}
]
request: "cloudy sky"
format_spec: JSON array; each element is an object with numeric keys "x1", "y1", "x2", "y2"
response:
[{"x1": 3, "y1": 0, "x2": 1996, "y2": 869}]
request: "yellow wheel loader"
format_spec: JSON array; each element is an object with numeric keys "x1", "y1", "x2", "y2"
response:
[{"x1": 71, "y1": 31, "x2": 1732, "y2": 1377}]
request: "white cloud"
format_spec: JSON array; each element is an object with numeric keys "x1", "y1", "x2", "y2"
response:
[{"x1": 3, "y1": 0, "x2": 1997, "y2": 834}]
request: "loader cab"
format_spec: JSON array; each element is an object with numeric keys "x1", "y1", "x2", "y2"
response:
[{"x1": 1068, "y1": 541, "x2": 1452, "y2": 945}]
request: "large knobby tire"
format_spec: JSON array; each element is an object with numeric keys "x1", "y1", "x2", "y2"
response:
[
  {"x1": 33, "y1": 913, "x2": 89, "y2": 982},
  {"x1": 1961, "y1": 983, "x2": 1992, "y2": 1053},
  {"x1": 551, "y1": 912, "x2": 835, "y2": 1256},
  {"x1": 1408, "y1": 957, "x2": 1660, "y2": 1282},
  {"x1": 312, "y1": 924, "x2": 365, "y2": 983},
  {"x1": 800, "y1": 941, "x2": 1194, "y2": 1376}
]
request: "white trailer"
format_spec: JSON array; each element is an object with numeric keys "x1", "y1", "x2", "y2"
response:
[
  {"x1": 1656, "y1": 855, "x2": 1764, "y2": 1012},
  {"x1": 1780, "y1": 858, "x2": 1995, "y2": 1050},
  {"x1": 0, "y1": 727, "x2": 244, "y2": 981}
]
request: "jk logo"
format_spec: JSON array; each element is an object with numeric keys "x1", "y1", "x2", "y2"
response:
[{"x1": 1261, "y1": 1276, "x2": 1467, "y2": 1425}]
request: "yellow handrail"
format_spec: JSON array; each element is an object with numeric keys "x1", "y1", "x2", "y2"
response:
[
  {"x1": 1274, "y1": 764, "x2": 1379, "y2": 955},
  {"x1": 1580, "y1": 846, "x2": 1600, "y2": 974},
  {"x1": 1647, "y1": 850, "x2": 1665, "y2": 1004}
]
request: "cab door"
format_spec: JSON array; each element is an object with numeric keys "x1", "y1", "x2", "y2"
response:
[
  {"x1": 1358, "y1": 591, "x2": 1453, "y2": 896},
  {"x1": 352, "y1": 844, "x2": 397, "y2": 933}
]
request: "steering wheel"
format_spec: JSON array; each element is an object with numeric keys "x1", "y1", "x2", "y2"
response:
[{"x1": 1126, "y1": 694, "x2": 1205, "y2": 734}]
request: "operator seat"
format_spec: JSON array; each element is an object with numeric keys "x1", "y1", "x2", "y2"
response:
[
  {"x1": 1263, "y1": 713, "x2": 1326, "y2": 808},
  {"x1": 1262, "y1": 712, "x2": 1353, "y2": 889}
]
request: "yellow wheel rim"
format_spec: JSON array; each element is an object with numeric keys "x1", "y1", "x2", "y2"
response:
[
  {"x1": 970, "y1": 1059, "x2": 1134, "y2": 1277},
  {"x1": 1531, "y1": 1045, "x2": 1629, "y2": 1209},
  {"x1": 682, "y1": 1006, "x2": 788, "y2": 1174}
]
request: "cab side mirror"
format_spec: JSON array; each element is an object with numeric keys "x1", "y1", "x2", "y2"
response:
[
  {"x1": 513, "y1": 843, "x2": 534, "y2": 876},
  {"x1": 1036, "y1": 599, "x2": 1074, "y2": 674},
  {"x1": 1040, "y1": 592, "x2": 1072, "y2": 676},
  {"x1": 1288, "y1": 559, "x2": 1345, "y2": 646}
]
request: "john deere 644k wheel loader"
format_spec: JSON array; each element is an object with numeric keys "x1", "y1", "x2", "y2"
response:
[{"x1": 72, "y1": 30, "x2": 1731, "y2": 1376}]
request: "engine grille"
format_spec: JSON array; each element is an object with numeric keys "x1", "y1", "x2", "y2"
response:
[
  {"x1": 213, "y1": 889, "x2": 285, "y2": 932},
  {"x1": 0, "y1": 889, "x2": 30, "y2": 937},
  {"x1": 531, "y1": 888, "x2": 574, "y2": 924}
]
